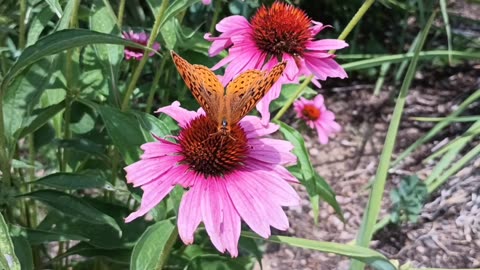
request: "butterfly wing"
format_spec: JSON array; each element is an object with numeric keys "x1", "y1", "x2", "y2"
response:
[
  {"x1": 226, "y1": 62, "x2": 287, "y2": 125},
  {"x1": 171, "y1": 51, "x2": 223, "y2": 121}
]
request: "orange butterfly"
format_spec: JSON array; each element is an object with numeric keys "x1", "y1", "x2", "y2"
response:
[{"x1": 171, "y1": 51, "x2": 286, "y2": 136}]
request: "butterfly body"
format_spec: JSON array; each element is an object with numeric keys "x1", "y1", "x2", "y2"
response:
[{"x1": 171, "y1": 51, "x2": 286, "y2": 137}]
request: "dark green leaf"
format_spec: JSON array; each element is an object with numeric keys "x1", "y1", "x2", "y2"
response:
[
  {"x1": 19, "y1": 190, "x2": 121, "y2": 235},
  {"x1": 17, "y1": 101, "x2": 65, "y2": 139},
  {"x1": 55, "y1": 242, "x2": 130, "y2": 265},
  {"x1": 1, "y1": 29, "x2": 155, "y2": 92},
  {"x1": 98, "y1": 105, "x2": 149, "y2": 164},
  {"x1": 133, "y1": 111, "x2": 172, "y2": 139},
  {"x1": 130, "y1": 219, "x2": 177, "y2": 270},
  {"x1": 11, "y1": 236, "x2": 32, "y2": 270},
  {"x1": 31, "y1": 172, "x2": 113, "y2": 190},
  {"x1": 11, "y1": 226, "x2": 88, "y2": 245}
]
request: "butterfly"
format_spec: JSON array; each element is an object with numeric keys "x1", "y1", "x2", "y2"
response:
[{"x1": 171, "y1": 51, "x2": 286, "y2": 137}]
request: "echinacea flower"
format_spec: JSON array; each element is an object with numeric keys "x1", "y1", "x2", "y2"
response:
[
  {"x1": 294, "y1": 94, "x2": 341, "y2": 144},
  {"x1": 205, "y1": 1, "x2": 348, "y2": 123},
  {"x1": 122, "y1": 31, "x2": 161, "y2": 60},
  {"x1": 124, "y1": 101, "x2": 300, "y2": 257}
]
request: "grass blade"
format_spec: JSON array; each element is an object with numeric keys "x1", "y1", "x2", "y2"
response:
[{"x1": 350, "y1": 11, "x2": 437, "y2": 270}]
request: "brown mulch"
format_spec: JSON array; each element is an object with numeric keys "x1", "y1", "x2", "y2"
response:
[{"x1": 258, "y1": 63, "x2": 480, "y2": 269}]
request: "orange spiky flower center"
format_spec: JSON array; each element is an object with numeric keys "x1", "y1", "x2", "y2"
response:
[
  {"x1": 250, "y1": 1, "x2": 312, "y2": 58},
  {"x1": 179, "y1": 115, "x2": 249, "y2": 177},
  {"x1": 302, "y1": 104, "x2": 321, "y2": 121}
]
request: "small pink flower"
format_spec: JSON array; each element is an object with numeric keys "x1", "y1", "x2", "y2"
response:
[
  {"x1": 201, "y1": 0, "x2": 212, "y2": 4},
  {"x1": 122, "y1": 31, "x2": 160, "y2": 60},
  {"x1": 124, "y1": 101, "x2": 300, "y2": 257},
  {"x1": 205, "y1": 2, "x2": 348, "y2": 124},
  {"x1": 294, "y1": 94, "x2": 341, "y2": 144}
]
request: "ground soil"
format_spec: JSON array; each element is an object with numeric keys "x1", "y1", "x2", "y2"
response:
[{"x1": 259, "y1": 62, "x2": 480, "y2": 269}]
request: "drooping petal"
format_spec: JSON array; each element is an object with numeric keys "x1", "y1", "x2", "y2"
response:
[
  {"x1": 125, "y1": 156, "x2": 184, "y2": 187},
  {"x1": 248, "y1": 138, "x2": 296, "y2": 165},
  {"x1": 306, "y1": 39, "x2": 349, "y2": 51},
  {"x1": 240, "y1": 116, "x2": 279, "y2": 138}
]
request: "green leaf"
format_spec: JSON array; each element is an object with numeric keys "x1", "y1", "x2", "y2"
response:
[
  {"x1": 98, "y1": 105, "x2": 149, "y2": 164},
  {"x1": 0, "y1": 213, "x2": 21, "y2": 270},
  {"x1": 2, "y1": 59, "x2": 54, "y2": 155},
  {"x1": 31, "y1": 172, "x2": 113, "y2": 190},
  {"x1": 11, "y1": 236, "x2": 33, "y2": 270},
  {"x1": 11, "y1": 226, "x2": 88, "y2": 245},
  {"x1": 1, "y1": 29, "x2": 156, "y2": 93},
  {"x1": 160, "y1": 18, "x2": 178, "y2": 50},
  {"x1": 18, "y1": 190, "x2": 121, "y2": 235},
  {"x1": 16, "y1": 101, "x2": 65, "y2": 139},
  {"x1": 133, "y1": 111, "x2": 172, "y2": 139},
  {"x1": 89, "y1": 0, "x2": 123, "y2": 105},
  {"x1": 37, "y1": 201, "x2": 148, "y2": 249},
  {"x1": 242, "y1": 232, "x2": 396, "y2": 270},
  {"x1": 26, "y1": 5, "x2": 55, "y2": 47},
  {"x1": 56, "y1": 242, "x2": 130, "y2": 265},
  {"x1": 277, "y1": 121, "x2": 344, "y2": 222},
  {"x1": 130, "y1": 219, "x2": 177, "y2": 270}
]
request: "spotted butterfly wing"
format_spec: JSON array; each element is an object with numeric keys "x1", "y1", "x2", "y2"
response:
[
  {"x1": 226, "y1": 62, "x2": 287, "y2": 124},
  {"x1": 170, "y1": 51, "x2": 223, "y2": 121}
]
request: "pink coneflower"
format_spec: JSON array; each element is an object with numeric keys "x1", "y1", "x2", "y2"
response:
[
  {"x1": 205, "y1": 2, "x2": 348, "y2": 123},
  {"x1": 122, "y1": 31, "x2": 160, "y2": 60},
  {"x1": 124, "y1": 102, "x2": 300, "y2": 257},
  {"x1": 294, "y1": 94, "x2": 341, "y2": 144}
]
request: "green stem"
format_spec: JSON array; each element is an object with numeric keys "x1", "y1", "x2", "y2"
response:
[
  {"x1": 209, "y1": 0, "x2": 222, "y2": 34},
  {"x1": 146, "y1": 57, "x2": 167, "y2": 112},
  {"x1": 117, "y1": 0, "x2": 126, "y2": 29},
  {"x1": 0, "y1": 99, "x2": 11, "y2": 189},
  {"x1": 336, "y1": 0, "x2": 375, "y2": 43},
  {"x1": 274, "y1": 0, "x2": 375, "y2": 121},
  {"x1": 120, "y1": 0, "x2": 169, "y2": 112},
  {"x1": 273, "y1": 75, "x2": 313, "y2": 121},
  {"x1": 19, "y1": 0, "x2": 27, "y2": 49}
]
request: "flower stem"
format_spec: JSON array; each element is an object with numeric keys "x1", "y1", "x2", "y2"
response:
[
  {"x1": 273, "y1": 75, "x2": 313, "y2": 121},
  {"x1": 273, "y1": 0, "x2": 376, "y2": 122},
  {"x1": 145, "y1": 57, "x2": 167, "y2": 112},
  {"x1": 209, "y1": 0, "x2": 222, "y2": 34},
  {"x1": 120, "y1": 0, "x2": 169, "y2": 112},
  {"x1": 117, "y1": 0, "x2": 126, "y2": 29}
]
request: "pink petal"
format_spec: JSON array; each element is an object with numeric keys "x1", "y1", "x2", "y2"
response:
[
  {"x1": 304, "y1": 54, "x2": 348, "y2": 80},
  {"x1": 124, "y1": 176, "x2": 177, "y2": 222},
  {"x1": 178, "y1": 183, "x2": 203, "y2": 244},
  {"x1": 248, "y1": 138, "x2": 297, "y2": 165},
  {"x1": 140, "y1": 141, "x2": 181, "y2": 159},
  {"x1": 240, "y1": 116, "x2": 279, "y2": 138},
  {"x1": 201, "y1": 178, "x2": 226, "y2": 252},
  {"x1": 306, "y1": 39, "x2": 349, "y2": 51},
  {"x1": 215, "y1": 16, "x2": 250, "y2": 33},
  {"x1": 155, "y1": 101, "x2": 199, "y2": 128},
  {"x1": 125, "y1": 156, "x2": 183, "y2": 187},
  {"x1": 225, "y1": 173, "x2": 271, "y2": 238}
]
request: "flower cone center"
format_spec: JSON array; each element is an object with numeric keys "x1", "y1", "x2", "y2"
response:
[
  {"x1": 251, "y1": 2, "x2": 311, "y2": 57},
  {"x1": 179, "y1": 115, "x2": 249, "y2": 177},
  {"x1": 302, "y1": 104, "x2": 321, "y2": 120}
]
